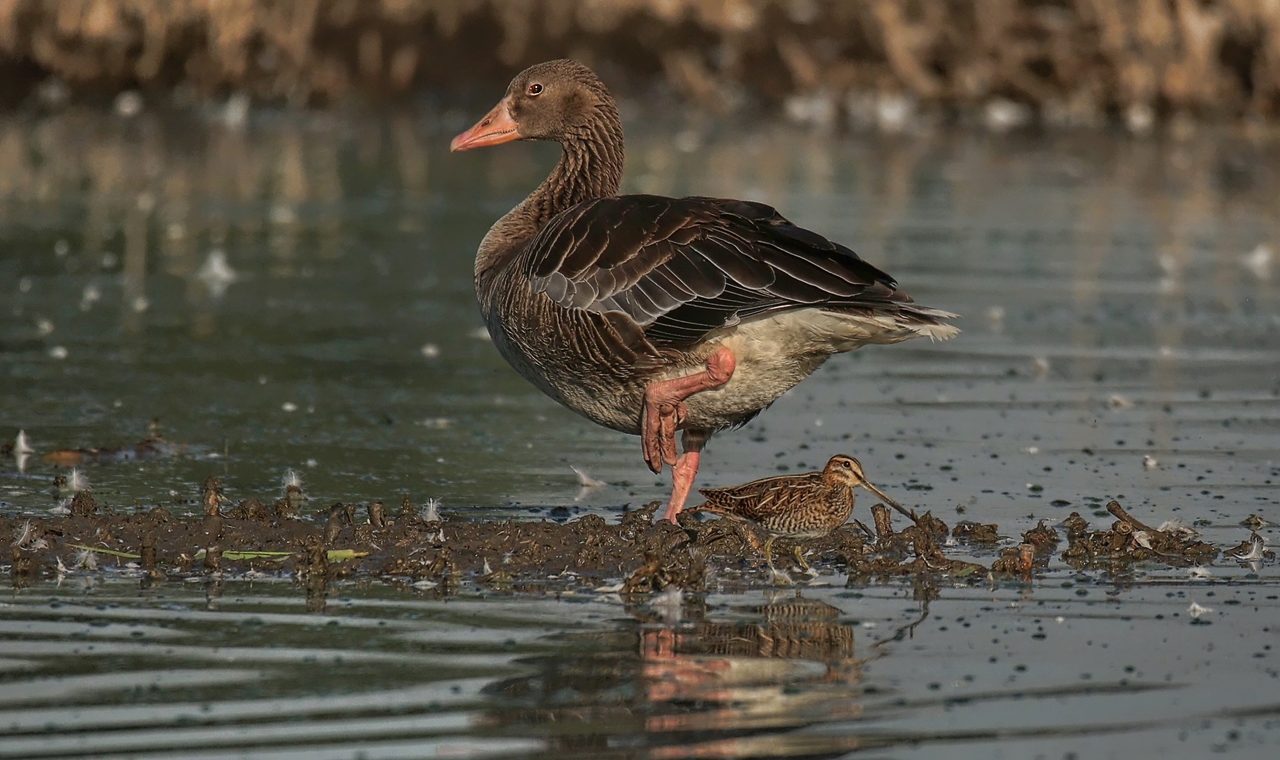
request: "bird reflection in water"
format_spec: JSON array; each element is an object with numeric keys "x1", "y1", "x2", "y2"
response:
[
  {"x1": 481, "y1": 593, "x2": 932, "y2": 756},
  {"x1": 639, "y1": 592, "x2": 867, "y2": 755}
]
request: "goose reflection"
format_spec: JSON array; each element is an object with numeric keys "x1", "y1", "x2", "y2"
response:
[
  {"x1": 641, "y1": 592, "x2": 866, "y2": 743},
  {"x1": 479, "y1": 591, "x2": 872, "y2": 757}
]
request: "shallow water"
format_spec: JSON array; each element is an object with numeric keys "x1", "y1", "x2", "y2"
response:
[
  {"x1": 0, "y1": 573, "x2": 1275, "y2": 758},
  {"x1": 1, "y1": 108, "x2": 1279, "y2": 756},
  {"x1": 2, "y1": 111, "x2": 1279, "y2": 522}
]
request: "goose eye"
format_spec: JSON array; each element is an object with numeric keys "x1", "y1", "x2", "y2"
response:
[{"x1": 527, "y1": 83, "x2": 544, "y2": 96}]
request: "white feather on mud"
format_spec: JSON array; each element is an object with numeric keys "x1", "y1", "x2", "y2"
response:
[
  {"x1": 571, "y1": 466, "x2": 607, "y2": 500},
  {"x1": 1156, "y1": 519, "x2": 1195, "y2": 538},
  {"x1": 282, "y1": 469, "x2": 304, "y2": 494},
  {"x1": 652, "y1": 587, "x2": 684, "y2": 624},
  {"x1": 10, "y1": 520, "x2": 32, "y2": 547},
  {"x1": 73, "y1": 548, "x2": 98, "y2": 571},
  {"x1": 571, "y1": 466, "x2": 607, "y2": 488},
  {"x1": 1187, "y1": 601, "x2": 1213, "y2": 619},
  {"x1": 62, "y1": 468, "x2": 88, "y2": 493}
]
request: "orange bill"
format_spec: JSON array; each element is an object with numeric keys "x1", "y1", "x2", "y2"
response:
[{"x1": 450, "y1": 98, "x2": 521, "y2": 152}]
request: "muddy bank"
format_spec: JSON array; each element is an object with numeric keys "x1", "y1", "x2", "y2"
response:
[
  {"x1": 4, "y1": 477, "x2": 1269, "y2": 598},
  {"x1": 4, "y1": 1, "x2": 1280, "y2": 126}
]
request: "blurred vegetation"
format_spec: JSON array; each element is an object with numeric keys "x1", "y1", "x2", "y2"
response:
[{"x1": 1, "y1": 0, "x2": 1279, "y2": 127}]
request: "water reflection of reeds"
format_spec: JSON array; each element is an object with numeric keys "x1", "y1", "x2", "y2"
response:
[{"x1": 3, "y1": 110, "x2": 1276, "y2": 351}]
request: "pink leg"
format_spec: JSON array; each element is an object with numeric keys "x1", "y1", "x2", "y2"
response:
[
  {"x1": 661, "y1": 430, "x2": 707, "y2": 524},
  {"x1": 641, "y1": 346, "x2": 736, "y2": 473}
]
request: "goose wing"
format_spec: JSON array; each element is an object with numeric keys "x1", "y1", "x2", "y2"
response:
[{"x1": 524, "y1": 195, "x2": 909, "y2": 348}]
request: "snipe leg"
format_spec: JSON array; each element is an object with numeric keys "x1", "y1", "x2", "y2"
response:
[
  {"x1": 763, "y1": 536, "x2": 794, "y2": 585},
  {"x1": 793, "y1": 545, "x2": 813, "y2": 574},
  {"x1": 762, "y1": 536, "x2": 778, "y2": 571}
]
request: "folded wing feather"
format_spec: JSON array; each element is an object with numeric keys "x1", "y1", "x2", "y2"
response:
[{"x1": 524, "y1": 195, "x2": 908, "y2": 348}]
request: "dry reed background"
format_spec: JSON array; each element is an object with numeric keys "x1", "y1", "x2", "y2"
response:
[{"x1": 1, "y1": 0, "x2": 1279, "y2": 126}]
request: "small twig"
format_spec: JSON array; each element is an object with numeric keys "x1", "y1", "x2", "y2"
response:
[
  {"x1": 871, "y1": 504, "x2": 895, "y2": 540},
  {"x1": 873, "y1": 598, "x2": 932, "y2": 649},
  {"x1": 853, "y1": 519, "x2": 876, "y2": 541},
  {"x1": 202, "y1": 474, "x2": 223, "y2": 517},
  {"x1": 203, "y1": 544, "x2": 222, "y2": 573},
  {"x1": 140, "y1": 533, "x2": 158, "y2": 574},
  {"x1": 367, "y1": 501, "x2": 386, "y2": 528},
  {"x1": 1106, "y1": 500, "x2": 1157, "y2": 534}
]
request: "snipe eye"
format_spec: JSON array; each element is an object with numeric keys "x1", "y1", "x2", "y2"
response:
[
  {"x1": 841, "y1": 460, "x2": 852, "y2": 469},
  {"x1": 527, "y1": 83, "x2": 544, "y2": 96}
]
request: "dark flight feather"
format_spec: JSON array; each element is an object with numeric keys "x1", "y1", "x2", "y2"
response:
[{"x1": 524, "y1": 195, "x2": 904, "y2": 348}]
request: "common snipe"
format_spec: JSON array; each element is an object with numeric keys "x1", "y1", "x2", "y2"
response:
[{"x1": 694, "y1": 455, "x2": 902, "y2": 573}]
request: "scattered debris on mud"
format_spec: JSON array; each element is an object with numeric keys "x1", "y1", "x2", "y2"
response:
[
  {"x1": 1059, "y1": 501, "x2": 1220, "y2": 569},
  {"x1": 3, "y1": 472, "x2": 1269, "y2": 604}
]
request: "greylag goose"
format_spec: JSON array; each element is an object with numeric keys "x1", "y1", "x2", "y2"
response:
[{"x1": 451, "y1": 60, "x2": 958, "y2": 524}]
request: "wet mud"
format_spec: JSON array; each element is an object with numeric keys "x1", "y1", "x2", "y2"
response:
[{"x1": 3, "y1": 475, "x2": 1268, "y2": 598}]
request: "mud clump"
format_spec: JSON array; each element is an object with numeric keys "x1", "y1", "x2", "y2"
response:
[
  {"x1": 1021, "y1": 521, "x2": 1061, "y2": 552},
  {"x1": 1224, "y1": 532, "x2": 1275, "y2": 563},
  {"x1": 226, "y1": 498, "x2": 270, "y2": 521},
  {"x1": 875, "y1": 515, "x2": 985, "y2": 580},
  {"x1": 0, "y1": 481, "x2": 1259, "y2": 595},
  {"x1": 952, "y1": 520, "x2": 1000, "y2": 544},
  {"x1": 1061, "y1": 501, "x2": 1218, "y2": 569}
]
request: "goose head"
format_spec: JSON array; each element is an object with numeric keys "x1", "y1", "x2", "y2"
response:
[{"x1": 451, "y1": 59, "x2": 616, "y2": 151}]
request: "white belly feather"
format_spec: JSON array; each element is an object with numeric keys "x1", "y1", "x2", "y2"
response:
[{"x1": 677, "y1": 308, "x2": 957, "y2": 427}]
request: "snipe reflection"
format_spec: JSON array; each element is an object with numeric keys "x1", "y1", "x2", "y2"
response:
[
  {"x1": 484, "y1": 592, "x2": 870, "y2": 758},
  {"x1": 642, "y1": 593, "x2": 866, "y2": 758}
]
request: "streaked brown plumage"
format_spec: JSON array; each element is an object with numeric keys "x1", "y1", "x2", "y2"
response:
[
  {"x1": 694, "y1": 455, "x2": 901, "y2": 573},
  {"x1": 451, "y1": 60, "x2": 958, "y2": 524}
]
